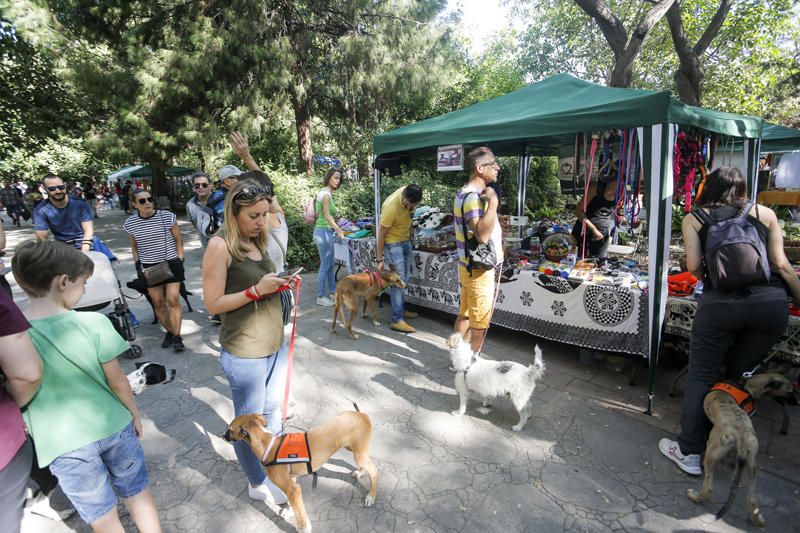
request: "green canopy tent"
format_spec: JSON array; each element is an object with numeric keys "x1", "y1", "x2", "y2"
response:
[
  {"x1": 373, "y1": 73, "x2": 764, "y2": 413},
  {"x1": 129, "y1": 165, "x2": 195, "y2": 179},
  {"x1": 761, "y1": 123, "x2": 800, "y2": 153}
]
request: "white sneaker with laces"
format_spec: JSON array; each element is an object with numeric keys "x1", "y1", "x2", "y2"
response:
[
  {"x1": 658, "y1": 438, "x2": 701, "y2": 475},
  {"x1": 316, "y1": 296, "x2": 334, "y2": 307},
  {"x1": 248, "y1": 480, "x2": 289, "y2": 505}
]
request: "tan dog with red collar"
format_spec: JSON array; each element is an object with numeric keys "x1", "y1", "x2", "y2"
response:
[
  {"x1": 331, "y1": 268, "x2": 406, "y2": 340},
  {"x1": 224, "y1": 408, "x2": 377, "y2": 533}
]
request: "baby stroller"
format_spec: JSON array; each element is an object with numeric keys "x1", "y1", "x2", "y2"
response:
[{"x1": 75, "y1": 251, "x2": 142, "y2": 359}]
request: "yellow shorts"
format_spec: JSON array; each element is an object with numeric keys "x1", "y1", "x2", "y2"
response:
[{"x1": 458, "y1": 265, "x2": 495, "y2": 330}]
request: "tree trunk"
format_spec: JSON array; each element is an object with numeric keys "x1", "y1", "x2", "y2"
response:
[
  {"x1": 149, "y1": 159, "x2": 167, "y2": 201},
  {"x1": 291, "y1": 87, "x2": 313, "y2": 174},
  {"x1": 608, "y1": 52, "x2": 633, "y2": 87},
  {"x1": 673, "y1": 54, "x2": 703, "y2": 106},
  {"x1": 666, "y1": 1, "x2": 733, "y2": 106}
]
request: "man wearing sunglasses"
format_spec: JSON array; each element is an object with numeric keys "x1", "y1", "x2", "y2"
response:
[
  {"x1": 185, "y1": 172, "x2": 217, "y2": 250},
  {"x1": 33, "y1": 175, "x2": 94, "y2": 252}
]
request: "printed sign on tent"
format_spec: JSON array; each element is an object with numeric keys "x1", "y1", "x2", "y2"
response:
[{"x1": 437, "y1": 145, "x2": 463, "y2": 171}]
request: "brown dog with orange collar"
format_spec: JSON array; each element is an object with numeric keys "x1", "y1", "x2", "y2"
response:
[
  {"x1": 330, "y1": 268, "x2": 406, "y2": 340},
  {"x1": 688, "y1": 372, "x2": 798, "y2": 526},
  {"x1": 224, "y1": 407, "x2": 377, "y2": 533}
]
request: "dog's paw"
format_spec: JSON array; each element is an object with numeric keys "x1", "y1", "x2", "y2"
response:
[
  {"x1": 511, "y1": 423, "x2": 525, "y2": 432},
  {"x1": 451, "y1": 410, "x2": 464, "y2": 417},
  {"x1": 298, "y1": 524, "x2": 312, "y2": 533},
  {"x1": 686, "y1": 488, "x2": 701, "y2": 502},
  {"x1": 749, "y1": 509, "x2": 765, "y2": 528},
  {"x1": 364, "y1": 495, "x2": 375, "y2": 507},
  {"x1": 476, "y1": 407, "x2": 492, "y2": 415},
  {"x1": 348, "y1": 333, "x2": 360, "y2": 340},
  {"x1": 372, "y1": 321, "x2": 381, "y2": 327}
]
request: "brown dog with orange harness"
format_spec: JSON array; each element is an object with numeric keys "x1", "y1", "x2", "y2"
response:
[
  {"x1": 687, "y1": 373, "x2": 798, "y2": 526},
  {"x1": 224, "y1": 406, "x2": 377, "y2": 533},
  {"x1": 330, "y1": 268, "x2": 406, "y2": 340}
]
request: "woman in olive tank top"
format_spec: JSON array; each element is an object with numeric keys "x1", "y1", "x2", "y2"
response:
[{"x1": 202, "y1": 178, "x2": 299, "y2": 505}]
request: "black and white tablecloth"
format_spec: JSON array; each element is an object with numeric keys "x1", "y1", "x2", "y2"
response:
[
  {"x1": 336, "y1": 238, "x2": 648, "y2": 356},
  {"x1": 665, "y1": 296, "x2": 800, "y2": 365}
]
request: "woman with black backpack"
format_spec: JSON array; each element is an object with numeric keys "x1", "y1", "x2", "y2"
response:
[{"x1": 659, "y1": 166, "x2": 800, "y2": 475}]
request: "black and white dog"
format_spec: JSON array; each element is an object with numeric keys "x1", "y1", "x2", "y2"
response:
[
  {"x1": 448, "y1": 332, "x2": 545, "y2": 431},
  {"x1": 126, "y1": 362, "x2": 176, "y2": 395}
]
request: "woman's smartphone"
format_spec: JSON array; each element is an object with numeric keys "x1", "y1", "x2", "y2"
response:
[{"x1": 284, "y1": 267, "x2": 304, "y2": 278}]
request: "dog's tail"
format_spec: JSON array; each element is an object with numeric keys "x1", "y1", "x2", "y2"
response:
[
  {"x1": 716, "y1": 454, "x2": 746, "y2": 521},
  {"x1": 528, "y1": 345, "x2": 545, "y2": 381}
]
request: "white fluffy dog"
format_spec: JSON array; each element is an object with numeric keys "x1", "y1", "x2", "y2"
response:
[{"x1": 447, "y1": 332, "x2": 545, "y2": 431}]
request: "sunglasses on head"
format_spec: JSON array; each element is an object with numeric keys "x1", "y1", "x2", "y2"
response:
[
  {"x1": 193, "y1": 183, "x2": 210, "y2": 189},
  {"x1": 47, "y1": 185, "x2": 66, "y2": 191},
  {"x1": 234, "y1": 184, "x2": 273, "y2": 202},
  {"x1": 136, "y1": 197, "x2": 154, "y2": 205}
]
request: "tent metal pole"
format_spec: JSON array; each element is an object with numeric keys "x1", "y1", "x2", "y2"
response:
[
  {"x1": 373, "y1": 164, "x2": 382, "y2": 224},
  {"x1": 517, "y1": 154, "x2": 529, "y2": 217},
  {"x1": 640, "y1": 123, "x2": 677, "y2": 416}
]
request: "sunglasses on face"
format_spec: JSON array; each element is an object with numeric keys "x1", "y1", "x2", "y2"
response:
[
  {"x1": 47, "y1": 185, "x2": 66, "y2": 191},
  {"x1": 136, "y1": 197, "x2": 154, "y2": 205},
  {"x1": 234, "y1": 184, "x2": 273, "y2": 202},
  {"x1": 193, "y1": 183, "x2": 210, "y2": 189}
]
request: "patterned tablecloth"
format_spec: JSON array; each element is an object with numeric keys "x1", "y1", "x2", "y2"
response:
[
  {"x1": 336, "y1": 238, "x2": 649, "y2": 356},
  {"x1": 665, "y1": 296, "x2": 800, "y2": 365}
]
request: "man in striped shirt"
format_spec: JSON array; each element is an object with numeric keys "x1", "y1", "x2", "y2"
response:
[{"x1": 452, "y1": 147, "x2": 503, "y2": 356}]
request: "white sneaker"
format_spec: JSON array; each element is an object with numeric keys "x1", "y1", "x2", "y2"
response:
[
  {"x1": 316, "y1": 296, "x2": 334, "y2": 307},
  {"x1": 248, "y1": 480, "x2": 289, "y2": 505},
  {"x1": 658, "y1": 438, "x2": 702, "y2": 475}
]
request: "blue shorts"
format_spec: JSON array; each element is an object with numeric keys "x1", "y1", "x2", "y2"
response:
[{"x1": 48, "y1": 422, "x2": 149, "y2": 524}]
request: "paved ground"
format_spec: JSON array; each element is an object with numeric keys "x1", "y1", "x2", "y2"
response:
[{"x1": 3, "y1": 208, "x2": 798, "y2": 533}]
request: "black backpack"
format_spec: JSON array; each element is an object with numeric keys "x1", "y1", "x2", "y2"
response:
[{"x1": 693, "y1": 202, "x2": 770, "y2": 291}]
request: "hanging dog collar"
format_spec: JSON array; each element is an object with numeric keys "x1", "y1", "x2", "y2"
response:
[
  {"x1": 709, "y1": 382, "x2": 757, "y2": 417},
  {"x1": 370, "y1": 270, "x2": 389, "y2": 297}
]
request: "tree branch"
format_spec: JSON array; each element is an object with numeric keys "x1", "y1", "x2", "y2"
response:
[
  {"x1": 693, "y1": 0, "x2": 733, "y2": 56},
  {"x1": 627, "y1": 0, "x2": 676, "y2": 49},
  {"x1": 574, "y1": 0, "x2": 628, "y2": 55},
  {"x1": 665, "y1": 2, "x2": 690, "y2": 57}
]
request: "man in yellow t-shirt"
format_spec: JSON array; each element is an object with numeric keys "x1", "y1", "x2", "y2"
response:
[{"x1": 376, "y1": 184, "x2": 423, "y2": 333}]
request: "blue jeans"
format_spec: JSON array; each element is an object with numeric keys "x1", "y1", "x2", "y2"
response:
[
  {"x1": 314, "y1": 228, "x2": 336, "y2": 298},
  {"x1": 220, "y1": 344, "x2": 288, "y2": 486},
  {"x1": 48, "y1": 422, "x2": 148, "y2": 524},
  {"x1": 385, "y1": 240, "x2": 413, "y2": 323}
]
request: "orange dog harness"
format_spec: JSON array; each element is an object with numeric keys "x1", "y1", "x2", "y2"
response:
[
  {"x1": 263, "y1": 433, "x2": 313, "y2": 472},
  {"x1": 709, "y1": 382, "x2": 756, "y2": 417}
]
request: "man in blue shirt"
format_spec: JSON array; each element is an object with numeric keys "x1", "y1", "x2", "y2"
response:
[{"x1": 34, "y1": 175, "x2": 94, "y2": 252}]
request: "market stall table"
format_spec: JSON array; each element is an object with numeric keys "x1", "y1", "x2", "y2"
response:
[
  {"x1": 338, "y1": 238, "x2": 649, "y2": 356},
  {"x1": 665, "y1": 295, "x2": 800, "y2": 365},
  {"x1": 756, "y1": 190, "x2": 800, "y2": 207}
]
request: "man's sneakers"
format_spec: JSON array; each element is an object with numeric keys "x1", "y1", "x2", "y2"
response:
[
  {"x1": 658, "y1": 438, "x2": 701, "y2": 476},
  {"x1": 248, "y1": 480, "x2": 289, "y2": 505},
  {"x1": 390, "y1": 320, "x2": 416, "y2": 333},
  {"x1": 210, "y1": 314, "x2": 221, "y2": 325},
  {"x1": 403, "y1": 310, "x2": 419, "y2": 319},
  {"x1": 161, "y1": 331, "x2": 174, "y2": 348},
  {"x1": 173, "y1": 335, "x2": 185, "y2": 353},
  {"x1": 316, "y1": 296, "x2": 335, "y2": 307}
]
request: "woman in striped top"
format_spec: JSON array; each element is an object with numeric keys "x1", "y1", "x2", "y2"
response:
[{"x1": 123, "y1": 189, "x2": 186, "y2": 352}]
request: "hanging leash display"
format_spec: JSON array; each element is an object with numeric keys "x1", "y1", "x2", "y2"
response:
[{"x1": 580, "y1": 135, "x2": 600, "y2": 261}]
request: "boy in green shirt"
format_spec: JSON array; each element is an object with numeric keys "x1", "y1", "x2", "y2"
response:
[{"x1": 12, "y1": 240, "x2": 162, "y2": 532}]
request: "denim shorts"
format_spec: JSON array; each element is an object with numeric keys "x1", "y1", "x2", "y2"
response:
[{"x1": 48, "y1": 422, "x2": 149, "y2": 524}]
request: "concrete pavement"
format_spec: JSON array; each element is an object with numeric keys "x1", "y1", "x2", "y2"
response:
[{"x1": 3, "y1": 208, "x2": 798, "y2": 533}]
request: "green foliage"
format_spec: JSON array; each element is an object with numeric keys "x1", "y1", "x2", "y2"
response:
[
  {"x1": 0, "y1": 136, "x2": 110, "y2": 183},
  {"x1": 512, "y1": 0, "x2": 799, "y2": 116}
]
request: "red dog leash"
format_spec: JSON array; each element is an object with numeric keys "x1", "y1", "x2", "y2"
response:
[{"x1": 281, "y1": 277, "x2": 302, "y2": 425}]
